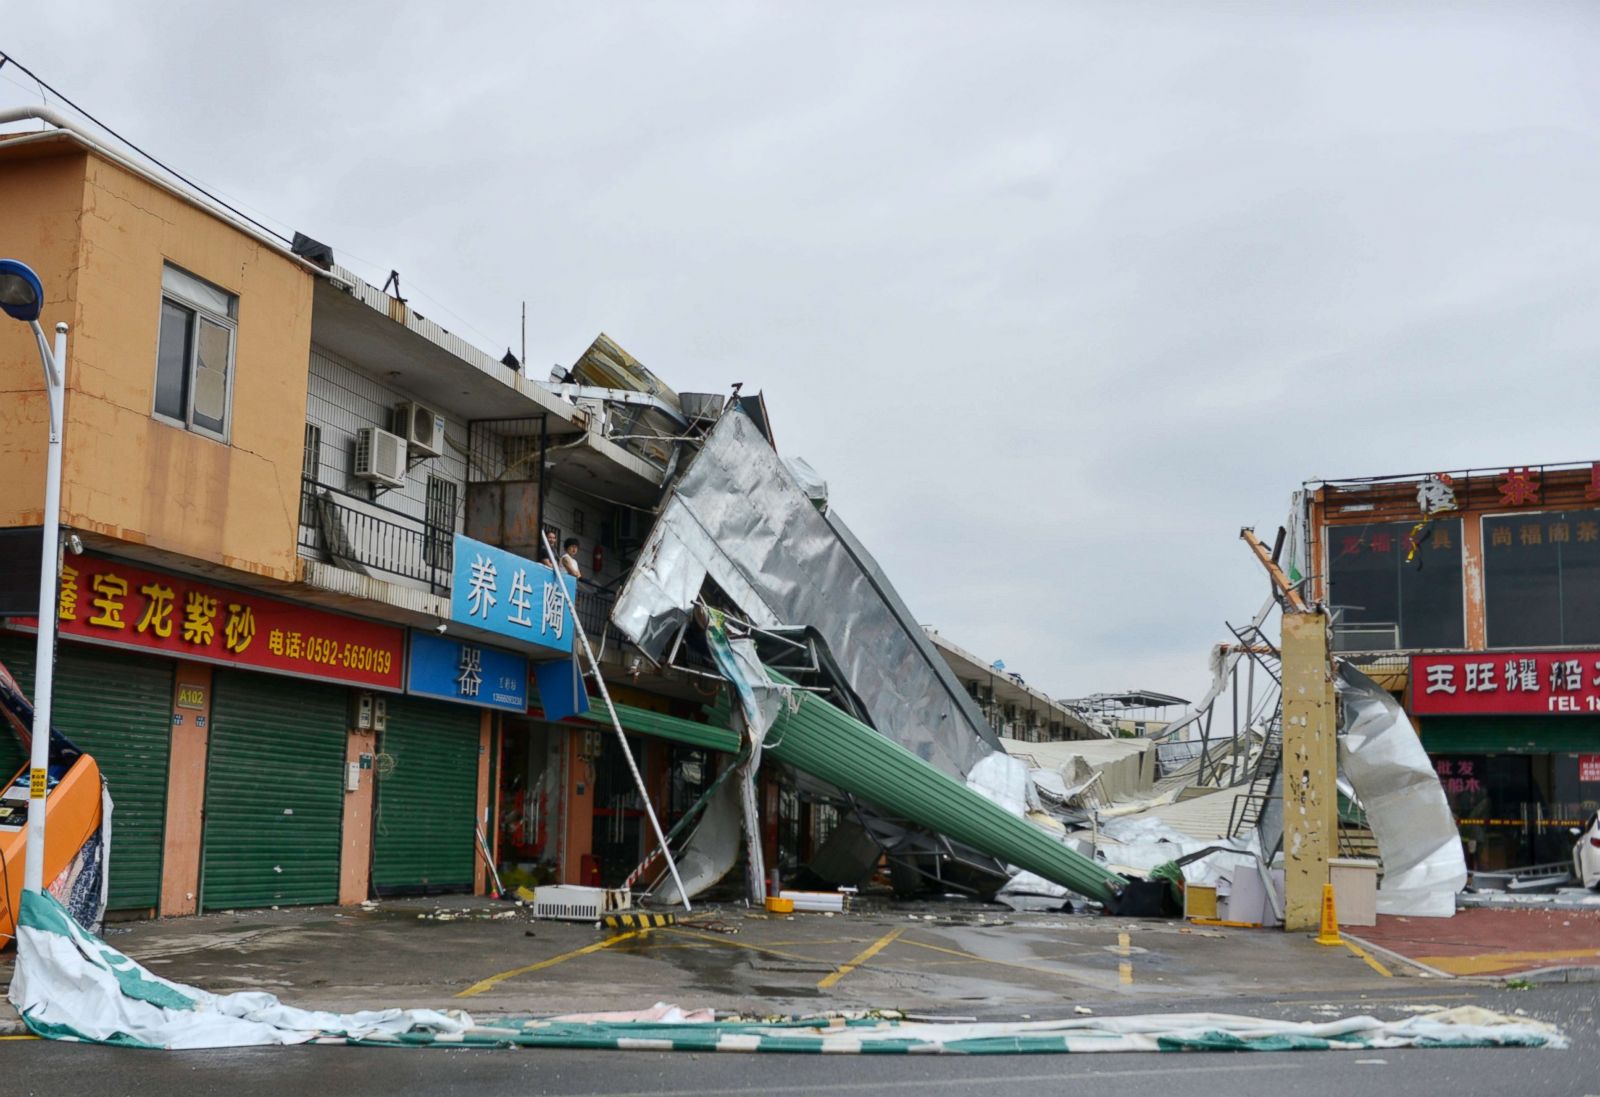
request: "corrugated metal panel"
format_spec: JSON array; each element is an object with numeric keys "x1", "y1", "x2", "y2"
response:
[
  {"x1": 0, "y1": 634, "x2": 171, "y2": 909},
  {"x1": 372, "y1": 696, "x2": 479, "y2": 895},
  {"x1": 202, "y1": 671, "x2": 346, "y2": 909},
  {"x1": 581, "y1": 702, "x2": 738, "y2": 754}
]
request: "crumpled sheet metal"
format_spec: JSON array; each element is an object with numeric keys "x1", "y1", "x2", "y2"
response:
[
  {"x1": 612, "y1": 408, "x2": 997, "y2": 778},
  {"x1": 1337, "y1": 665, "x2": 1467, "y2": 917}
]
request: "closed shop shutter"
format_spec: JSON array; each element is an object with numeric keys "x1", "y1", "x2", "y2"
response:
[
  {"x1": 372, "y1": 696, "x2": 479, "y2": 895},
  {"x1": 0, "y1": 633, "x2": 172, "y2": 910},
  {"x1": 0, "y1": 633, "x2": 27, "y2": 779},
  {"x1": 202, "y1": 670, "x2": 346, "y2": 910}
]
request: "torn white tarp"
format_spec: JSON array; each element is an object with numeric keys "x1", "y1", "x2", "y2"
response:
[
  {"x1": 10, "y1": 889, "x2": 1564, "y2": 1052},
  {"x1": 1337, "y1": 665, "x2": 1468, "y2": 917},
  {"x1": 965, "y1": 751, "x2": 1040, "y2": 818},
  {"x1": 9, "y1": 890, "x2": 472, "y2": 1048}
]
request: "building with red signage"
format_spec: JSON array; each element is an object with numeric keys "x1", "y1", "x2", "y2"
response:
[
  {"x1": 0, "y1": 115, "x2": 717, "y2": 918},
  {"x1": 1306, "y1": 461, "x2": 1600, "y2": 873}
]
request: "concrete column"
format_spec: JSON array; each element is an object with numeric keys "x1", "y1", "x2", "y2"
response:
[
  {"x1": 160, "y1": 662, "x2": 212, "y2": 917},
  {"x1": 474, "y1": 710, "x2": 492, "y2": 895},
  {"x1": 1280, "y1": 611, "x2": 1337, "y2": 932},
  {"x1": 338, "y1": 724, "x2": 376, "y2": 905}
]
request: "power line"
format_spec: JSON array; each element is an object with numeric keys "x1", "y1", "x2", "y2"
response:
[{"x1": 0, "y1": 51, "x2": 292, "y2": 245}]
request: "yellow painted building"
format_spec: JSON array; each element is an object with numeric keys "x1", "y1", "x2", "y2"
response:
[{"x1": 0, "y1": 130, "x2": 315, "y2": 581}]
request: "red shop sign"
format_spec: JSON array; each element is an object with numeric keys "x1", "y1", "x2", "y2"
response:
[
  {"x1": 1580, "y1": 755, "x2": 1600, "y2": 782},
  {"x1": 11, "y1": 555, "x2": 403, "y2": 690},
  {"x1": 1410, "y1": 652, "x2": 1600, "y2": 716}
]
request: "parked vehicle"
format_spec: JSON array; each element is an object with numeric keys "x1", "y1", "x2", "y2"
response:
[{"x1": 1574, "y1": 812, "x2": 1600, "y2": 890}]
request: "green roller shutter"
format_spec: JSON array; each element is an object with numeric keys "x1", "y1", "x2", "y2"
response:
[
  {"x1": 372, "y1": 696, "x2": 479, "y2": 896},
  {"x1": 0, "y1": 633, "x2": 171, "y2": 910},
  {"x1": 0, "y1": 633, "x2": 28, "y2": 780},
  {"x1": 202, "y1": 670, "x2": 346, "y2": 910}
]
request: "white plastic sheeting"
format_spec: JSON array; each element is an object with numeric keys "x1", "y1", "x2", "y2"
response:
[
  {"x1": 1337, "y1": 666, "x2": 1468, "y2": 917},
  {"x1": 965, "y1": 751, "x2": 1040, "y2": 818},
  {"x1": 10, "y1": 890, "x2": 1564, "y2": 1052}
]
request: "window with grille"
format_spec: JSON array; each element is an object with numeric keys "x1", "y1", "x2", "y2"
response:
[
  {"x1": 425, "y1": 476, "x2": 457, "y2": 570},
  {"x1": 300, "y1": 424, "x2": 321, "y2": 527}
]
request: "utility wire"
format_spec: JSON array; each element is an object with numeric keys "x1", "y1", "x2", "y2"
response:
[
  {"x1": 0, "y1": 52, "x2": 515, "y2": 366},
  {"x1": 0, "y1": 51, "x2": 292, "y2": 246}
]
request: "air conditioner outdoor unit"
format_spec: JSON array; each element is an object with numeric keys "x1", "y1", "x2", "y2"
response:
[
  {"x1": 354, "y1": 426, "x2": 408, "y2": 488},
  {"x1": 394, "y1": 401, "x2": 445, "y2": 458}
]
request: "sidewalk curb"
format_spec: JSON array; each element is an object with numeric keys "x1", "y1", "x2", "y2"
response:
[
  {"x1": 1512, "y1": 964, "x2": 1600, "y2": 985},
  {"x1": 1340, "y1": 933, "x2": 1456, "y2": 980}
]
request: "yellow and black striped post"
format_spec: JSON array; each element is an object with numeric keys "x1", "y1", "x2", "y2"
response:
[{"x1": 603, "y1": 912, "x2": 676, "y2": 930}]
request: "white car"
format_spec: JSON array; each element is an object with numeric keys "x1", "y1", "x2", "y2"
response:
[{"x1": 1574, "y1": 812, "x2": 1600, "y2": 890}]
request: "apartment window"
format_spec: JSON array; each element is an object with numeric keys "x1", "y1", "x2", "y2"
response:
[
  {"x1": 1484, "y1": 509, "x2": 1600, "y2": 647},
  {"x1": 424, "y1": 476, "x2": 458, "y2": 570},
  {"x1": 1326, "y1": 518, "x2": 1464, "y2": 650},
  {"x1": 154, "y1": 264, "x2": 237, "y2": 441}
]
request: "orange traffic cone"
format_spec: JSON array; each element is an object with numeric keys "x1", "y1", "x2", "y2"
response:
[{"x1": 1315, "y1": 882, "x2": 1342, "y2": 945}]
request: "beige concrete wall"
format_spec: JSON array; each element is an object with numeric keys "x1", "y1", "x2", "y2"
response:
[
  {"x1": 0, "y1": 142, "x2": 88, "y2": 526},
  {"x1": 0, "y1": 138, "x2": 315, "y2": 582}
]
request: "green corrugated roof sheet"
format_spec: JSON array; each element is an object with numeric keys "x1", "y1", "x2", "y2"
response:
[{"x1": 587, "y1": 678, "x2": 1127, "y2": 904}]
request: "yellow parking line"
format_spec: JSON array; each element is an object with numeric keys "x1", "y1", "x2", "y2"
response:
[
  {"x1": 1415, "y1": 947, "x2": 1600, "y2": 976},
  {"x1": 898, "y1": 936, "x2": 1117, "y2": 991},
  {"x1": 1343, "y1": 940, "x2": 1391, "y2": 977},
  {"x1": 0, "y1": 1035, "x2": 39, "y2": 1041},
  {"x1": 818, "y1": 926, "x2": 905, "y2": 989},
  {"x1": 1117, "y1": 931, "x2": 1133, "y2": 985},
  {"x1": 666, "y1": 927, "x2": 842, "y2": 967},
  {"x1": 456, "y1": 930, "x2": 641, "y2": 998}
]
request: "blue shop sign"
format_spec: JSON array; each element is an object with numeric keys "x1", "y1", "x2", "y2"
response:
[
  {"x1": 449, "y1": 534, "x2": 575, "y2": 655},
  {"x1": 407, "y1": 630, "x2": 528, "y2": 712}
]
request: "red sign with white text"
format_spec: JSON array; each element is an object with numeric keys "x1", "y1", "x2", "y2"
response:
[
  {"x1": 11, "y1": 555, "x2": 403, "y2": 690},
  {"x1": 1411, "y1": 652, "x2": 1600, "y2": 716},
  {"x1": 1580, "y1": 755, "x2": 1600, "y2": 782}
]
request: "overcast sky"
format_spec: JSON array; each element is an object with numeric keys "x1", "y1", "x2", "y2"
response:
[{"x1": 5, "y1": 3, "x2": 1598, "y2": 702}]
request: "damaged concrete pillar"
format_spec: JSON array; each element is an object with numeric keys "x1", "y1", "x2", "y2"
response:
[{"x1": 1279, "y1": 611, "x2": 1337, "y2": 932}]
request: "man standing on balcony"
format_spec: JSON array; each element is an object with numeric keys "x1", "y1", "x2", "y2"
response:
[{"x1": 560, "y1": 538, "x2": 583, "y2": 580}]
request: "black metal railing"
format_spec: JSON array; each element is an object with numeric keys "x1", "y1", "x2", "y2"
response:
[
  {"x1": 573, "y1": 581, "x2": 615, "y2": 642},
  {"x1": 299, "y1": 478, "x2": 453, "y2": 595}
]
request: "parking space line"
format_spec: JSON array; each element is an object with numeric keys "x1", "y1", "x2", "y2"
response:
[
  {"x1": 818, "y1": 926, "x2": 905, "y2": 989},
  {"x1": 455, "y1": 930, "x2": 642, "y2": 998},
  {"x1": 1116, "y1": 931, "x2": 1133, "y2": 985},
  {"x1": 1342, "y1": 939, "x2": 1392, "y2": 977},
  {"x1": 898, "y1": 936, "x2": 1118, "y2": 990},
  {"x1": 665, "y1": 927, "x2": 845, "y2": 967}
]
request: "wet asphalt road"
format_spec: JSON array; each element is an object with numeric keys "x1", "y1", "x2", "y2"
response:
[{"x1": 3, "y1": 983, "x2": 1595, "y2": 1097}]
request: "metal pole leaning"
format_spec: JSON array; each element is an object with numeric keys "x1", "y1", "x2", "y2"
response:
[
  {"x1": 540, "y1": 538, "x2": 691, "y2": 911},
  {"x1": 22, "y1": 322, "x2": 66, "y2": 894}
]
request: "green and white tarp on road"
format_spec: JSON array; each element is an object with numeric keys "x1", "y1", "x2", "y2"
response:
[{"x1": 7, "y1": 890, "x2": 1568, "y2": 1052}]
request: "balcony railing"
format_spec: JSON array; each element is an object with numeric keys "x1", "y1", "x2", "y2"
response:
[
  {"x1": 299, "y1": 479, "x2": 453, "y2": 595},
  {"x1": 573, "y1": 581, "x2": 616, "y2": 644}
]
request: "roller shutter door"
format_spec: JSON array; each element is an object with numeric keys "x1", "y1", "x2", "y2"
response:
[
  {"x1": 201, "y1": 670, "x2": 345, "y2": 910},
  {"x1": 0, "y1": 633, "x2": 171, "y2": 910},
  {"x1": 372, "y1": 695, "x2": 479, "y2": 896}
]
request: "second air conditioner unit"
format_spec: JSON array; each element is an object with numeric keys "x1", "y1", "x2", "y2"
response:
[
  {"x1": 394, "y1": 401, "x2": 445, "y2": 458},
  {"x1": 354, "y1": 426, "x2": 408, "y2": 489}
]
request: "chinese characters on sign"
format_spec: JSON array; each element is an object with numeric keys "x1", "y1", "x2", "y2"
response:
[
  {"x1": 1434, "y1": 758, "x2": 1484, "y2": 797},
  {"x1": 449, "y1": 534, "x2": 574, "y2": 655},
  {"x1": 405, "y1": 630, "x2": 528, "y2": 712},
  {"x1": 21, "y1": 555, "x2": 404, "y2": 689},
  {"x1": 1411, "y1": 652, "x2": 1600, "y2": 716}
]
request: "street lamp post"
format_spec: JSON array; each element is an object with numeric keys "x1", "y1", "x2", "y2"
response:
[{"x1": 0, "y1": 259, "x2": 68, "y2": 894}]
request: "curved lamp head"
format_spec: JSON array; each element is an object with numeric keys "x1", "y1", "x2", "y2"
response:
[{"x1": 0, "y1": 259, "x2": 44, "y2": 323}]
